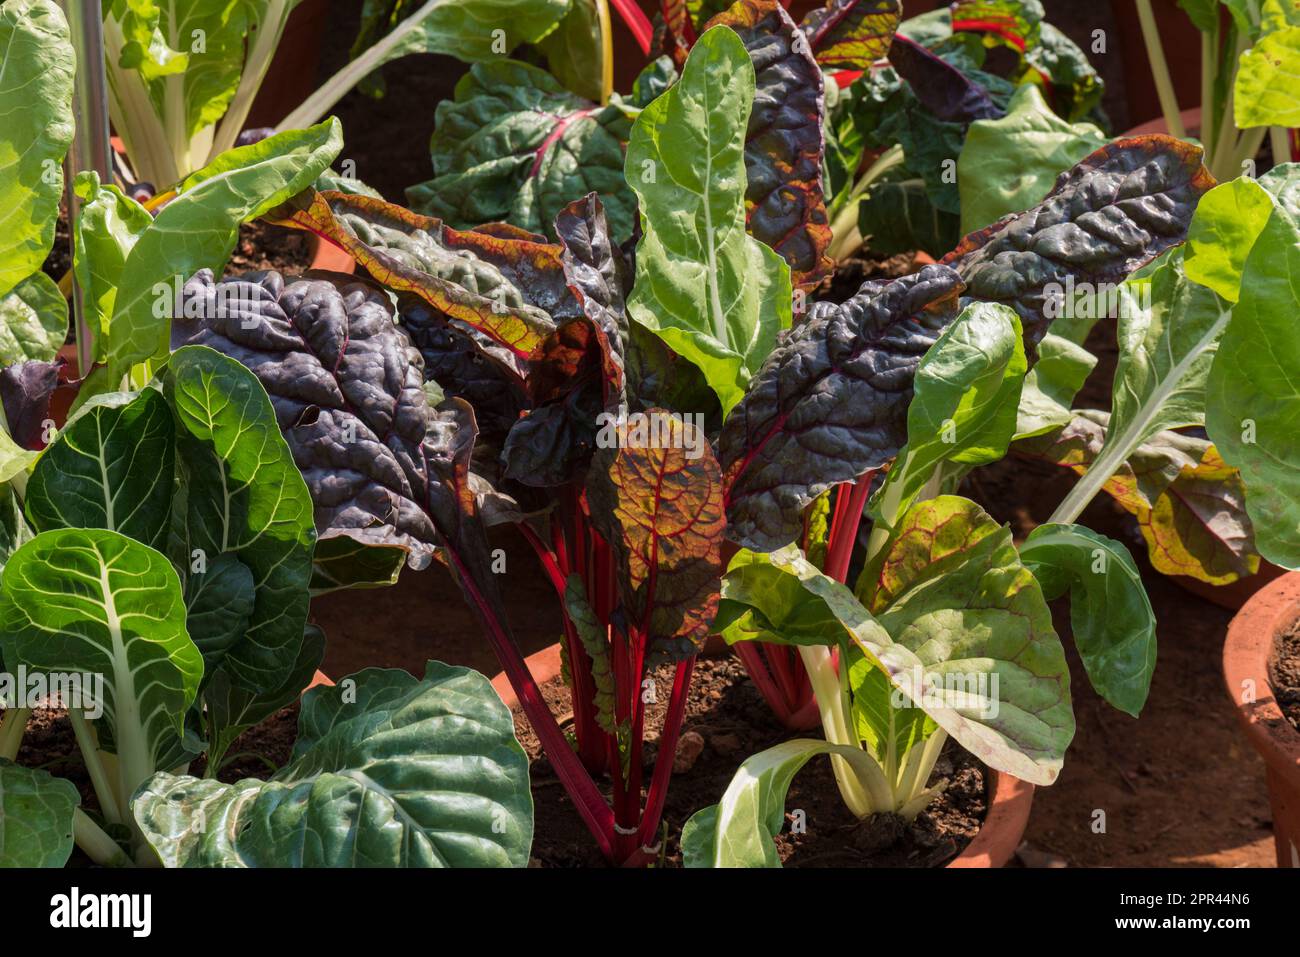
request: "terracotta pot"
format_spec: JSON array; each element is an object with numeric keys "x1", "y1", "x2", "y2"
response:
[
  {"x1": 1223, "y1": 572, "x2": 1300, "y2": 867},
  {"x1": 1122, "y1": 106, "x2": 1203, "y2": 139},
  {"x1": 491, "y1": 641, "x2": 1034, "y2": 867},
  {"x1": 307, "y1": 234, "x2": 356, "y2": 275}
]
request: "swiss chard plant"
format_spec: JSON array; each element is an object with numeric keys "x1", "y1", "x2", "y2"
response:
[
  {"x1": 1137, "y1": 0, "x2": 1298, "y2": 182},
  {"x1": 680, "y1": 133, "x2": 1239, "y2": 865}
]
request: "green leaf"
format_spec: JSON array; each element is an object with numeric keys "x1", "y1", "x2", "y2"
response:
[
  {"x1": 872, "y1": 301, "x2": 1026, "y2": 527},
  {"x1": 0, "y1": 0, "x2": 74, "y2": 300},
  {"x1": 1014, "y1": 332, "x2": 1097, "y2": 439},
  {"x1": 1183, "y1": 176, "x2": 1277, "y2": 303},
  {"x1": 164, "y1": 345, "x2": 316, "y2": 692},
  {"x1": 71, "y1": 172, "x2": 152, "y2": 362},
  {"x1": 1019, "y1": 523, "x2": 1157, "y2": 717},
  {"x1": 0, "y1": 528, "x2": 203, "y2": 791},
  {"x1": 25, "y1": 389, "x2": 175, "y2": 549},
  {"x1": 682, "y1": 738, "x2": 868, "y2": 867},
  {"x1": 358, "y1": 0, "x2": 570, "y2": 65},
  {"x1": 848, "y1": 651, "x2": 937, "y2": 766},
  {"x1": 406, "y1": 60, "x2": 633, "y2": 242},
  {"x1": 1105, "y1": 249, "x2": 1232, "y2": 453},
  {"x1": 134, "y1": 661, "x2": 534, "y2": 867},
  {"x1": 957, "y1": 84, "x2": 1106, "y2": 234},
  {"x1": 1235, "y1": 22, "x2": 1300, "y2": 128},
  {"x1": 309, "y1": 536, "x2": 406, "y2": 594},
  {"x1": 203, "y1": 624, "x2": 325, "y2": 767},
  {"x1": 0, "y1": 759, "x2": 79, "y2": 867},
  {"x1": 1206, "y1": 169, "x2": 1300, "y2": 568},
  {"x1": 857, "y1": 496, "x2": 1075, "y2": 785},
  {"x1": 538, "y1": 0, "x2": 603, "y2": 100},
  {"x1": 624, "y1": 25, "x2": 793, "y2": 414},
  {"x1": 100, "y1": 119, "x2": 342, "y2": 389},
  {"x1": 0, "y1": 272, "x2": 66, "y2": 366}
]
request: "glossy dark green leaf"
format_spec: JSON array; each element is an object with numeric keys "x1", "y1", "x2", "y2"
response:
[{"x1": 135, "y1": 661, "x2": 533, "y2": 867}]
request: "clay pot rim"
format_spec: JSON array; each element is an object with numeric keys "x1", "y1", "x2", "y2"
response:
[
  {"x1": 1223, "y1": 571, "x2": 1300, "y2": 790},
  {"x1": 490, "y1": 642, "x2": 1033, "y2": 868},
  {"x1": 305, "y1": 234, "x2": 356, "y2": 275}
]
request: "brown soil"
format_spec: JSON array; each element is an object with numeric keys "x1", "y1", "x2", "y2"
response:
[
  {"x1": 41, "y1": 205, "x2": 72, "y2": 286},
  {"x1": 514, "y1": 655, "x2": 985, "y2": 868},
  {"x1": 1269, "y1": 623, "x2": 1300, "y2": 734},
  {"x1": 226, "y1": 220, "x2": 312, "y2": 276}
]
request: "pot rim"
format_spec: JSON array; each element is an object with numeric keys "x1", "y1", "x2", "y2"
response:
[
  {"x1": 491, "y1": 642, "x2": 1033, "y2": 868},
  {"x1": 1223, "y1": 571, "x2": 1300, "y2": 790}
]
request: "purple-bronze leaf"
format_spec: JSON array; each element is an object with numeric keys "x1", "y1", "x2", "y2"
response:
[
  {"x1": 887, "y1": 34, "x2": 1003, "y2": 123},
  {"x1": 0, "y1": 359, "x2": 61, "y2": 451},
  {"x1": 720, "y1": 264, "x2": 964, "y2": 551},
  {"x1": 586, "y1": 410, "x2": 725, "y2": 662},
  {"x1": 800, "y1": 0, "x2": 901, "y2": 71},
  {"x1": 172, "y1": 269, "x2": 496, "y2": 586},
  {"x1": 944, "y1": 135, "x2": 1216, "y2": 350},
  {"x1": 705, "y1": 0, "x2": 833, "y2": 287}
]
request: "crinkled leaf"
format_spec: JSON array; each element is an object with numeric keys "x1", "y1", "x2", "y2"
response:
[
  {"x1": 957, "y1": 84, "x2": 1105, "y2": 234},
  {"x1": 1019, "y1": 523, "x2": 1156, "y2": 716},
  {"x1": 585, "y1": 411, "x2": 725, "y2": 661},
  {"x1": 0, "y1": 0, "x2": 74, "y2": 301},
  {"x1": 949, "y1": 0, "x2": 1041, "y2": 51},
  {"x1": 25, "y1": 389, "x2": 175, "y2": 549},
  {"x1": 625, "y1": 25, "x2": 794, "y2": 414},
  {"x1": 99, "y1": 119, "x2": 343, "y2": 389},
  {"x1": 705, "y1": 0, "x2": 832, "y2": 286},
  {"x1": 0, "y1": 528, "x2": 203, "y2": 780},
  {"x1": 172, "y1": 271, "x2": 513, "y2": 632},
  {"x1": 855, "y1": 496, "x2": 1074, "y2": 785},
  {"x1": 164, "y1": 345, "x2": 316, "y2": 692},
  {"x1": 943, "y1": 135, "x2": 1215, "y2": 350},
  {"x1": 0, "y1": 759, "x2": 79, "y2": 868},
  {"x1": 800, "y1": 0, "x2": 900, "y2": 70},
  {"x1": 406, "y1": 60, "x2": 634, "y2": 243},
  {"x1": 720, "y1": 264, "x2": 963, "y2": 551},
  {"x1": 268, "y1": 190, "x2": 560, "y2": 360},
  {"x1": 0, "y1": 272, "x2": 66, "y2": 367},
  {"x1": 134, "y1": 661, "x2": 533, "y2": 867}
]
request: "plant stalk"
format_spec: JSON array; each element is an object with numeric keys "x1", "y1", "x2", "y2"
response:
[
  {"x1": 279, "y1": 0, "x2": 450, "y2": 132},
  {"x1": 1271, "y1": 126, "x2": 1293, "y2": 168},
  {"x1": 69, "y1": 710, "x2": 123, "y2": 825},
  {"x1": 0, "y1": 707, "x2": 30, "y2": 761},
  {"x1": 210, "y1": 0, "x2": 295, "y2": 158},
  {"x1": 73, "y1": 809, "x2": 132, "y2": 867},
  {"x1": 1135, "y1": 0, "x2": 1185, "y2": 138}
]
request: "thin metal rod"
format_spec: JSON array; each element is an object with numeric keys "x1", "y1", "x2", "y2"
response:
[{"x1": 60, "y1": 0, "x2": 114, "y2": 378}]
